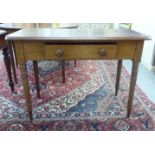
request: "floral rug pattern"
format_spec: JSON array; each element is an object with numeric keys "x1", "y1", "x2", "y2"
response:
[{"x1": 0, "y1": 53, "x2": 155, "y2": 130}]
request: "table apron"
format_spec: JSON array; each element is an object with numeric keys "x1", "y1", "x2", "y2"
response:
[{"x1": 13, "y1": 40, "x2": 143, "y2": 63}]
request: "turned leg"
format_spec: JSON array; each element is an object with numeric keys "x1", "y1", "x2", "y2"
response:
[
  {"x1": 115, "y1": 60, "x2": 122, "y2": 96},
  {"x1": 61, "y1": 60, "x2": 65, "y2": 83},
  {"x1": 7, "y1": 41, "x2": 17, "y2": 84},
  {"x1": 19, "y1": 63, "x2": 32, "y2": 121},
  {"x1": 33, "y1": 60, "x2": 40, "y2": 98},
  {"x1": 2, "y1": 47, "x2": 14, "y2": 92},
  {"x1": 127, "y1": 61, "x2": 139, "y2": 118}
]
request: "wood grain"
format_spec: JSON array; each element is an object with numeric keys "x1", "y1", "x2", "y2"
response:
[
  {"x1": 127, "y1": 61, "x2": 139, "y2": 118},
  {"x1": 19, "y1": 63, "x2": 33, "y2": 121},
  {"x1": 33, "y1": 60, "x2": 40, "y2": 98},
  {"x1": 134, "y1": 41, "x2": 144, "y2": 62},
  {"x1": 7, "y1": 41, "x2": 17, "y2": 83},
  {"x1": 5, "y1": 28, "x2": 150, "y2": 41},
  {"x1": 45, "y1": 44, "x2": 117, "y2": 60},
  {"x1": 0, "y1": 30, "x2": 6, "y2": 48},
  {"x1": 115, "y1": 60, "x2": 122, "y2": 96}
]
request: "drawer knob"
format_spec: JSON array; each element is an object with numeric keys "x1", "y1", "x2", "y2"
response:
[
  {"x1": 56, "y1": 49, "x2": 64, "y2": 57},
  {"x1": 99, "y1": 49, "x2": 107, "y2": 56}
]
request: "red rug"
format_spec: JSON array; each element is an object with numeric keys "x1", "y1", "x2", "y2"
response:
[{"x1": 0, "y1": 53, "x2": 155, "y2": 130}]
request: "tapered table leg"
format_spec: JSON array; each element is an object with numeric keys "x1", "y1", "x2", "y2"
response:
[
  {"x1": 33, "y1": 60, "x2": 40, "y2": 98},
  {"x1": 19, "y1": 63, "x2": 32, "y2": 121},
  {"x1": 115, "y1": 60, "x2": 122, "y2": 96},
  {"x1": 12, "y1": 41, "x2": 18, "y2": 68},
  {"x1": 7, "y1": 41, "x2": 17, "y2": 84},
  {"x1": 2, "y1": 47, "x2": 14, "y2": 92},
  {"x1": 127, "y1": 61, "x2": 139, "y2": 118},
  {"x1": 74, "y1": 60, "x2": 76, "y2": 67},
  {"x1": 62, "y1": 60, "x2": 65, "y2": 83}
]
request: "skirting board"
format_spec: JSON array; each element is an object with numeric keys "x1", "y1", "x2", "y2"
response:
[
  {"x1": 142, "y1": 61, "x2": 155, "y2": 72},
  {"x1": 150, "y1": 66, "x2": 155, "y2": 72}
]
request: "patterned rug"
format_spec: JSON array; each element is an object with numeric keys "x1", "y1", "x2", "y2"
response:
[{"x1": 0, "y1": 53, "x2": 155, "y2": 130}]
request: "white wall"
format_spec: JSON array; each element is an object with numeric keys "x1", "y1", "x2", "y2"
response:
[
  {"x1": 132, "y1": 23, "x2": 155, "y2": 70},
  {"x1": 77, "y1": 23, "x2": 112, "y2": 29}
]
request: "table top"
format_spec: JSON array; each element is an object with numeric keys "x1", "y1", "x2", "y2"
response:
[
  {"x1": 0, "y1": 23, "x2": 79, "y2": 30},
  {"x1": 5, "y1": 28, "x2": 151, "y2": 43},
  {"x1": 0, "y1": 30, "x2": 6, "y2": 36}
]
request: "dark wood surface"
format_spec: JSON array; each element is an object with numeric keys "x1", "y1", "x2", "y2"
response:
[
  {"x1": 0, "y1": 30, "x2": 6, "y2": 48},
  {"x1": 0, "y1": 30, "x2": 15, "y2": 92},
  {"x1": 5, "y1": 28, "x2": 151, "y2": 42}
]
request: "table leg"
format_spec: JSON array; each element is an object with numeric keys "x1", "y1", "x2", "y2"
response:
[
  {"x1": 115, "y1": 60, "x2": 122, "y2": 96},
  {"x1": 2, "y1": 47, "x2": 14, "y2": 92},
  {"x1": 7, "y1": 41, "x2": 17, "y2": 84},
  {"x1": 127, "y1": 61, "x2": 139, "y2": 118},
  {"x1": 20, "y1": 63, "x2": 32, "y2": 121},
  {"x1": 33, "y1": 60, "x2": 40, "y2": 98},
  {"x1": 12, "y1": 41, "x2": 18, "y2": 68},
  {"x1": 74, "y1": 60, "x2": 76, "y2": 67},
  {"x1": 62, "y1": 60, "x2": 65, "y2": 83}
]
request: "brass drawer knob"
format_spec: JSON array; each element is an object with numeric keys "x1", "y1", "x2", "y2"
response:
[
  {"x1": 56, "y1": 49, "x2": 64, "y2": 57},
  {"x1": 99, "y1": 49, "x2": 107, "y2": 56}
]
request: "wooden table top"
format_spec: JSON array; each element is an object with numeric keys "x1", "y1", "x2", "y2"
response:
[{"x1": 5, "y1": 28, "x2": 151, "y2": 43}]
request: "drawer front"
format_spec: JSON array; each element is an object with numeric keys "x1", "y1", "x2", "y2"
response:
[{"x1": 45, "y1": 44, "x2": 117, "y2": 60}]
